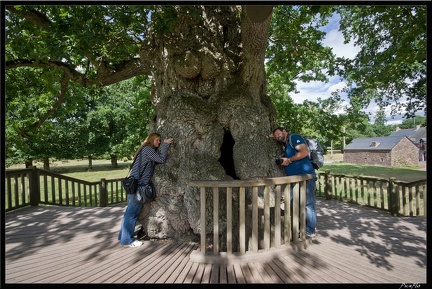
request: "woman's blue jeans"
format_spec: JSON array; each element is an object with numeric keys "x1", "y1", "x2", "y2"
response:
[
  {"x1": 290, "y1": 177, "x2": 317, "y2": 235},
  {"x1": 118, "y1": 194, "x2": 143, "y2": 245}
]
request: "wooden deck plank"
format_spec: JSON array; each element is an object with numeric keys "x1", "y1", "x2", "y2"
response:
[
  {"x1": 4, "y1": 199, "x2": 427, "y2": 284},
  {"x1": 264, "y1": 260, "x2": 294, "y2": 283},
  {"x1": 161, "y1": 243, "x2": 196, "y2": 283},
  {"x1": 280, "y1": 252, "x2": 337, "y2": 283},
  {"x1": 172, "y1": 259, "x2": 194, "y2": 283},
  {"x1": 154, "y1": 243, "x2": 197, "y2": 283},
  {"x1": 219, "y1": 264, "x2": 228, "y2": 283},
  {"x1": 85, "y1": 245, "x2": 163, "y2": 283},
  {"x1": 192, "y1": 263, "x2": 206, "y2": 283},
  {"x1": 133, "y1": 242, "x2": 188, "y2": 283},
  {"x1": 199, "y1": 263, "x2": 213, "y2": 283},
  {"x1": 209, "y1": 264, "x2": 219, "y2": 283},
  {"x1": 272, "y1": 258, "x2": 306, "y2": 283},
  {"x1": 301, "y1": 238, "x2": 424, "y2": 283},
  {"x1": 119, "y1": 243, "x2": 179, "y2": 283},
  {"x1": 232, "y1": 263, "x2": 246, "y2": 283},
  {"x1": 183, "y1": 261, "x2": 199, "y2": 283},
  {"x1": 246, "y1": 263, "x2": 265, "y2": 283},
  {"x1": 240, "y1": 263, "x2": 256, "y2": 283},
  {"x1": 253, "y1": 261, "x2": 283, "y2": 283}
]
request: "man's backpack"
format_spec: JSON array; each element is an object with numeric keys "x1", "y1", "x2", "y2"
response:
[{"x1": 289, "y1": 135, "x2": 325, "y2": 170}]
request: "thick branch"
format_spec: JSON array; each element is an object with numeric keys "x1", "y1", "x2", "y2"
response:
[
  {"x1": 19, "y1": 76, "x2": 70, "y2": 139},
  {"x1": 6, "y1": 6, "x2": 51, "y2": 29},
  {"x1": 6, "y1": 58, "x2": 151, "y2": 87}
]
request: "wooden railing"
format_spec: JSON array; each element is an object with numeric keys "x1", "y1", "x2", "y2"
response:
[
  {"x1": 4, "y1": 166, "x2": 128, "y2": 212},
  {"x1": 316, "y1": 170, "x2": 427, "y2": 217},
  {"x1": 189, "y1": 175, "x2": 313, "y2": 264},
  {"x1": 5, "y1": 167, "x2": 426, "y2": 259}
]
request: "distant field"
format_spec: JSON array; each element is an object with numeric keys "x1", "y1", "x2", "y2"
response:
[
  {"x1": 324, "y1": 153, "x2": 344, "y2": 162},
  {"x1": 6, "y1": 154, "x2": 426, "y2": 183},
  {"x1": 7, "y1": 159, "x2": 133, "y2": 182}
]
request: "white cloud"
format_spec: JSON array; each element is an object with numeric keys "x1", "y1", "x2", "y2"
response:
[
  {"x1": 323, "y1": 30, "x2": 359, "y2": 59},
  {"x1": 327, "y1": 80, "x2": 346, "y2": 93}
]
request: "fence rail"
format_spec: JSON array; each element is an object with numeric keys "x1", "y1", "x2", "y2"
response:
[
  {"x1": 189, "y1": 175, "x2": 313, "y2": 263},
  {"x1": 4, "y1": 166, "x2": 427, "y2": 264},
  {"x1": 4, "y1": 166, "x2": 128, "y2": 212},
  {"x1": 316, "y1": 170, "x2": 427, "y2": 217},
  {"x1": 5, "y1": 167, "x2": 426, "y2": 218}
]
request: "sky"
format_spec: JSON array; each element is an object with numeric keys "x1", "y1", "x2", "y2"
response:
[{"x1": 292, "y1": 13, "x2": 423, "y2": 126}]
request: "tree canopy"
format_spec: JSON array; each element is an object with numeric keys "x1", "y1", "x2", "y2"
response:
[{"x1": 4, "y1": 4, "x2": 427, "y2": 160}]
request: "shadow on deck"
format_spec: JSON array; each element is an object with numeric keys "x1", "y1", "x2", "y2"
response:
[{"x1": 4, "y1": 197, "x2": 427, "y2": 284}]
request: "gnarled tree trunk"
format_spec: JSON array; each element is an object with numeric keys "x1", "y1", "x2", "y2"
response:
[{"x1": 138, "y1": 6, "x2": 284, "y2": 242}]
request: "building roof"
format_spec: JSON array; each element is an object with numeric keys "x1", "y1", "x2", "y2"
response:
[
  {"x1": 408, "y1": 127, "x2": 427, "y2": 143},
  {"x1": 389, "y1": 129, "x2": 416, "y2": 137},
  {"x1": 389, "y1": 126, "x2": 427, "y2": 144},
  {"x1": 344, "y1": 135, "x2": 410, "y2": 151}
]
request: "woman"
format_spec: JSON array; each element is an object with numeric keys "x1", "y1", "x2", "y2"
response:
[{"x1": 118, "y1": 133, "x2": 173, "y2": 247}]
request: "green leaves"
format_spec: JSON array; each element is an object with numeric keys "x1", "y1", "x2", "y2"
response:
[{"x1": 335, "y1": 5, "x2": 426, "y2": 118}]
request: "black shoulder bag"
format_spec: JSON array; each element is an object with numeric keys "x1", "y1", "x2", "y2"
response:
[{"x1": 121, "y1": 151, "x2": 142, "y2": 195}]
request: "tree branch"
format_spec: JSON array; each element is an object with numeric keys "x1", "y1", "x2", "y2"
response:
[{"x1": 19, "y1": 76, "x2": 70, "y2": 139}]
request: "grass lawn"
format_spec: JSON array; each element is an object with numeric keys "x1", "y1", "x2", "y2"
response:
[
  {"x1": 7, "y1": 155, "x2": 426, "y2": 183},
  {"x1": 8, "y1": 158, "x2": 133, "y2": 182},
  {"x1": 320, "y1": 163, "x2": 426, "y2": 183}
]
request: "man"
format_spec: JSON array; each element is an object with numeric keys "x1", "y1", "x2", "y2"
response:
[{"x1": 272, "y1": 127, "x2": 317, "y2": 237}]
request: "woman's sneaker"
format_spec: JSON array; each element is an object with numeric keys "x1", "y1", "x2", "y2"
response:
[{"x1": 129, "y1": 240, "x2": 143, "y2": 247}]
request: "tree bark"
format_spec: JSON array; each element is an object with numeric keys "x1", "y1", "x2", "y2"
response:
[
  {"x1": 25, "y1": 160, "x2": 33, "y2": 168},
  {"x1": 139, "y1": 6, "x2": 283, "y2": 241},
  {"x1": 110, "y1": 155, "x2": 118, "y2": 167},
  {"x1": 43, "y1": 157, "x2": 50, "y2": 170},
  {"x1": 87, "y1": 155, "x2": 93, "y2": 171}
]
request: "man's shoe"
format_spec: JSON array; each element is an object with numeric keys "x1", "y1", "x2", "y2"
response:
[
  {"x1": 129, "y1": 240, "x2": 143, "y2": 247},
  {"x1": 306, "y1": 232, "x2": 316, "y2": 238}
]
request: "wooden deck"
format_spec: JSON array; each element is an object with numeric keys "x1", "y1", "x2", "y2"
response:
[{"x1": 4, "y1": 198, "x2": 427, "y2": 284}]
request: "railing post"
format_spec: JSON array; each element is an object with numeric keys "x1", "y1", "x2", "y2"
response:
[
  {"x1": 324, "y1": 170, "x2": 331, "y2": 200},
  {"x1": 99, "y1": 178, "x2": 108, "y2": 207},
  {"x1": 227, "y1": 187, "x2": 233, "y2": 254},
  {"x1": 239, "y1": 187, "x2": 246, "y2": 254},
  {"x1": 424, "y1": 183, "x2": 427, "y2": 217},
  {"x1": 388, "y1": 177, "x2": 398, "y2": 216},
  {"x1": 29, "y1": 166, "x2": 40, "y2": 206},
  {"x1": 200, "y1": 187, "x2": 206, "y2": 254},
  {"x1": 213, "y1": 187, "x2": 219, "y2": 254}
]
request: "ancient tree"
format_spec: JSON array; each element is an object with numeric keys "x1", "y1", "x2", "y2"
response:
[
  {"x1": 6, "y1": 5, "x2": 283, "y2": 241},
  {"x1": 140, "y1": 6, "x2": 283, "y2": 240}
]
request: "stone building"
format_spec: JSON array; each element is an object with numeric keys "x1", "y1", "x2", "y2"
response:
[
  {"x1": 343, "y1": 135, "x2": 419, "y2": 167},
  {"x1": 389, "y1": 126, "x2": 427, "y2": 161}
]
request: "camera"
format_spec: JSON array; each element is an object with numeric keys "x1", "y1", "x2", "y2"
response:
[{"x1": 275, "y1": 158, "x2": 283, "y2": 165}]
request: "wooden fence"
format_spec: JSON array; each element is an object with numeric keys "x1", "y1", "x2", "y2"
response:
[
  {"x1": 4, "y1": 166, "x2": 127, "y2": 212},
  {"x1": 189, "y1": 175, "x2": 313, "y2": 263},
  {"x1": 316, "y1": 170, "x2": 427, "y2": 217},
  {"x1": 4, "y1": 166, "x2": 426, "y2": 263}
]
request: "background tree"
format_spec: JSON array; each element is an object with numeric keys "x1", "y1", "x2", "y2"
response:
[
  {"x1": 370, "y1": 109, "x2": 395, "y2": 137},
  {"x1": 102, "y1": 76, "x2": 154, "y2": 161},
  {"x1": 335, "y1": 5, "x2": 427, "y2": 119},
  {"x1": 398, "y1": 116, "x2": 426, "y2": 129}
]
